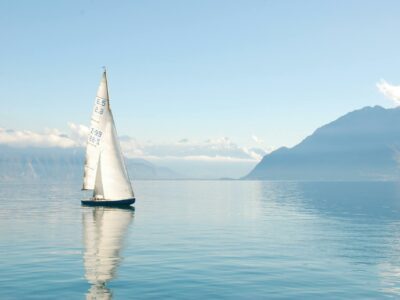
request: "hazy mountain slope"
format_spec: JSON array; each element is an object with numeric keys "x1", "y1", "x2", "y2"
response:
[
  {"x1": 0, "y1": 145, "x2": 180, "y2": 182},
  {"x1": 245, "y1": 106, "x2": 400, "y2": 180}
]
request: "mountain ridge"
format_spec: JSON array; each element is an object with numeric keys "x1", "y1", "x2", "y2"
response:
[{"x1": 245, "y1": 106, "x2": 400, "y2": 181}]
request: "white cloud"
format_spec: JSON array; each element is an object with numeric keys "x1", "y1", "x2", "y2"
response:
[
  {"x1": 377, "y1": 79, "x2": 400, "y2": 105},
  {"x1": 67, "y1": 122, "x2": 89, "y2": 146},
  {"x1": 120, "y1": 136, "x2": 267, "y2": 162},
  {"x1": 251, "y1": 134, "x2": 275, "y2": 154},
  {"x1": 0, "y1": 127, "x2": 78, "y2": 148},
  {"x1": 119, "y1": 135, "x2": 145, "y2": 157},
  {"x1": 252, "y1": 134, "x2": 262, "y2": 143},
  {"x1": 0, "y1": 123, "x2": 91, "y2": 148}
]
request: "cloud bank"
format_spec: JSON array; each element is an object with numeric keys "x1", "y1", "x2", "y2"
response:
[
  {"x1": 120, "y1": 136, "x2": 267, "y2": 162},
  {"x1": 0, "y1": 123, "x2": 269, "y2": 163},
  {"x1": 377, "y1": 79, "x2": 400, "y2": 105},
  {"x1": 0, "y1": 127, "x2": 78, "y2": 148}
]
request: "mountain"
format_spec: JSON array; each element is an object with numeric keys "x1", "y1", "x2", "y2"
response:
[
  {"x1": 0, "y1": 145, "x2": 180, "y2": 182},
  {"x1": 125, "y1": 158, "x2": 181, "y2": 180},
  {"x1": 245, "y1": 106, "x2": 400, "y2": 181}
]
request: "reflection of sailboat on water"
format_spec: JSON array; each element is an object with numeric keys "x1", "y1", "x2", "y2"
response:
[
  {"x1": 82, "y1": 206, "x2": 134, "y2": 299},
  {"x1": 81, "y1": 70, "x2": 135, "y2": 207}
]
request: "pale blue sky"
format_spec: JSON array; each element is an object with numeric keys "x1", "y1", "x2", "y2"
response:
[{"x1": 1, "y1": 0, "x2": 399, "y2": 149}]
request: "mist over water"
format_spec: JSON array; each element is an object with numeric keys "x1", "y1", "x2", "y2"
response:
[{"x1": 1, "y1": 180, "x2": 400, "y2": 298}]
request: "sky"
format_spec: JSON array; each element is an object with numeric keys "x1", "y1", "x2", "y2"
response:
[{"x1": 1, "y1": 0, "x2": 400, "y2": 177}]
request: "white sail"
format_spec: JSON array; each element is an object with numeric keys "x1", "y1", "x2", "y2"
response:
[
  {"x1": 93, "y1": 111, "x2": 134, "y2": 200},
  {"x1": 82, "y1": 207, "x2": 134, "y2": 298},
  {"x1": 82, "y1": 71, "x2": 110, "y2": 190},
  {"x1": 93, "y1": 154, "x2": 104, "y2": 199},
  {"x1": 82, "y1": 70, "x2": 134, "y2": 202}
]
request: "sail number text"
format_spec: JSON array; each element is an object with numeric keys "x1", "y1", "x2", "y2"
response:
[
  {"x1": 94, "y1": 97, "x2": 106, "y2": 115},
  {"x1": 88, "y1": 128, "x2": 103, "y2": 146}
]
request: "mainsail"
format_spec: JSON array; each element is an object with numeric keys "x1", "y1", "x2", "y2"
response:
[
  {"x1": 83, "y1": 71, "x2": 110, "y2": 190},
  {"x1": 82, "y1": 71, "x2": 134, "y2": 201}
]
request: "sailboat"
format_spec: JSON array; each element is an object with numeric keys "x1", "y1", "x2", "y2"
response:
[{"x1": 81, "y1": 70, "x2": 135, "y2": 206}]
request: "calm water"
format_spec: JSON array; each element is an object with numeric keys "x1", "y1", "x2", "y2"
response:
[{"x1": 1, "y1": 181, "x2": 400, "y2": 299}]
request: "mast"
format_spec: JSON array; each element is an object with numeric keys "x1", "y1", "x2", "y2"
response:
[{"x1": 102, "y1": 66, "x2": 110, "y2": 110}]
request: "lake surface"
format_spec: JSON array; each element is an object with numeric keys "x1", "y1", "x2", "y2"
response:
[{"x1": 1, "y1": 180, "x2": 400, "y2": 299}]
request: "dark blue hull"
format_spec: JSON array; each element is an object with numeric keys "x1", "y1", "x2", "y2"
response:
[{"x1": 81, "y1": 198, "x2": 135, "y2": 207}]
